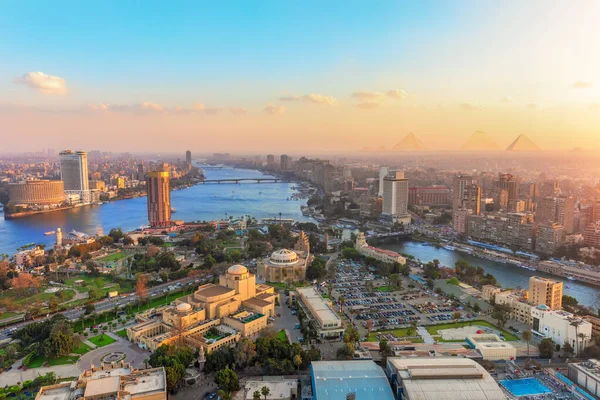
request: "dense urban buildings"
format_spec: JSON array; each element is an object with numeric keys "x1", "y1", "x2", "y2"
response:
[
  {"x1": 146, "y1": 169, "x2": 171, "y2": 228},
  {"x1": 408, "y1": 186, "x2": 451, "y2": 207}
]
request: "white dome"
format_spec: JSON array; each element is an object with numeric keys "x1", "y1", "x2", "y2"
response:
[
  {"x1": 176, "y1": 303, "x2": 192, "y2": 312},
  {"x1": 228, "y1": 264, "x2": 248, "y2": 275},
  {"x1": 270, "y1": 249, "x2": 299, "y2": 265}
]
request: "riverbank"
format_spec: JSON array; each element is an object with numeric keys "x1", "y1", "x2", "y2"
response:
[{"x1": 4, "y1": 204, "x2": 86, "y2": 220}]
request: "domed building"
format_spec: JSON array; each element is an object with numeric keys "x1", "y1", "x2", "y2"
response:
[
  {"x1": 257, "y1": 232, "x2": 312, "y2": 283},
  {"x1": 127, "y1": 264, "x2": 276, "y2": 353}
]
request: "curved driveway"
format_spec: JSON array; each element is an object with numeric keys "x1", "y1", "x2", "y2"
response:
[{"x1": 78, "y1": 337, "x2": 151, "y2": 370}]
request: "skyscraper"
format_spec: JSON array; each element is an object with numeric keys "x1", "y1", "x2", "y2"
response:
[
  {"x1": 462, "y1": 184, "x2": 481, "y2": 215},
  {"x1": 147, "y1": 170, "x2": 171, "y2": 228},
  {"x1": 452, "y1": 175, "x2": 476, "y2": 215},
  {"x1": 59, "y1": 150, "x2": 90, "y2": 203},
  {"x1": 280, "y1": 154, "x2": 292, "y2": 171},
  {"x1": 378, "y1": 166, "x2": 389, "y2": 196},
  {"x1": 266, "y1": 154, "x2": 275, "y2": 167},
  {"x1": 494, "y1": 173, "x2": 519, "y2": 200},
  {"x1": 529, "y1": 276, "x2": 563, "y2": 310},
  {"x1": 185, "y1": 150, "x2": 192, "y2": 165},
  {"x1": 382, "y1": 171, "x2": 410, "y2": 225}
]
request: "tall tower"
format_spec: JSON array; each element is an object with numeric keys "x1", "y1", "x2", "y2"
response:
[
  {"x1": 378, "y1": 166, "x2": 389, "y2": 196},
  {"x1": 59, "y1": 150, "x2": 89, "y2": 192},
  {"x1": 185, "y1": 150, "x2": 192, "y2": 165},
  {"x1": 147, "y1": 170, "x2": 171, "y2": 227},
  {"x1": 382, "y1": 171, "x2": 410, "y2": 225},
  {"x1": 55, "y1": 228, "x2": 63, "y2": 249},
  {"x1": 452, "y1": 175, "x2": 476, "y2": 215}
]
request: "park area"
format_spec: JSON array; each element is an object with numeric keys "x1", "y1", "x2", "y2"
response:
[{"x1": 88, "y1": 334, "x2": 116, "y2": 347}]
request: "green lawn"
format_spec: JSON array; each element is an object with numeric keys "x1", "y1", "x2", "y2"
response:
[
  {"x1": 276, "y1": 329, "x2": 288, "y2": 342},
  {"x1": 28, "y1": 354, "x2": 79, "y2": 368},
  {"x1": 266, "y1": 282, "x2": 288, "y2": 289},
  {"x1": 115, "y1": 329, "x2": 128, "y2": 338},
  {"x1": 0, "y1": 289, "x2": 76, "y2": 306},
  {"x1": 368, "y1": 327, "x2": 417, "y2": 342},
  {"x1": 98, "y1": 252, "x2": 127, "y2": 262},
  {"x1": 426, "y1": 320, "x2": 519, "y2": 341},
  {"x1": 88, "y1": 334, "x2": 116, "y2": 347},
  {"x1": 0, "y1": 312, "x2": 19, "y2": 321},
  {"x1": 64, "y1": 275, "x2": 113, "y2": 286},
  {"x1": 73, "y1": 343, "x2": 92, "y2": 355},
  {"x1": 375, "y1": 286, "x2": 396, "y2": 292}
]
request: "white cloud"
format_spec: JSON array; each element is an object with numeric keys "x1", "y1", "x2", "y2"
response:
[
  {"x1": 573, "y1": 81, "x2": 593, "y2": 89},
  {"x1": 352, "y1": 91, "x2": 385, "y2": 100},
  {"x1": 500, "y1": 96, "x2": 514, "y2": 103},
  {"x1": 386, "y1": 89, "x2": 407, "y2": 99},
  {"x1": 264, "y1": 104, "x2": 286, "y2": 115},
  {"x1": 278, "y1": 96, "x2": 302, "y2": 101},
  {"x1": 229, "y1": 107, "x2": 247, "y2": 115},
  {"x1": 354, "y1": 101, "x2": 381, "y2": 110},
  {"x1": 278, "y1": 93, "x2": 337, "y2": 105},
  {"x1": 460, "y1": 103, "x2": 481, "y2": 111},
  {"x1": 303, "y1": 93, "x2": 337, "y2": 105},
  {"x1": 15, "y1": 71, "x2": 68, "y2": 95}
]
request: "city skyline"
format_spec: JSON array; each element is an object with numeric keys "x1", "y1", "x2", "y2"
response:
[{"x1": 1, "y1": 1, "x2": 600, "y2": 152}]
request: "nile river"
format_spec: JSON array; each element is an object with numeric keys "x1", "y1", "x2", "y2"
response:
[
  {"x1": 0, "y1": 166, "x2": 311, "y2": 256},
  {"x1": 380, "y1": 239, "x2": 600, "y2": 310}
]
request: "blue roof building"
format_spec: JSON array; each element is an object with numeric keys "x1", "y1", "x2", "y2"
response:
[{"x1": 310, "y1": 360, "x2": 395, "y2": 400}]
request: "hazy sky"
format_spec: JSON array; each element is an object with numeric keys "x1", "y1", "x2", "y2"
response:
[{"x1": 1, "y1": 0, "x2": 600, "y2": 153}]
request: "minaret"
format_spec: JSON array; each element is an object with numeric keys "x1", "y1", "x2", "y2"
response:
[
  {"x1": 55, "y1": 228, "x2": 63, "y2": 249},
  {"x1": 198, "y1": 345, "x2": 206, "y2": 372}
]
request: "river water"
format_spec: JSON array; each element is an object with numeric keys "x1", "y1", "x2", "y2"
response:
[
  {"x1": 0, "y1": 166, "x2": 310, "y2": 256},
  {"x1": 380, "y1": 239, "x2": 600, "y2": 310}
]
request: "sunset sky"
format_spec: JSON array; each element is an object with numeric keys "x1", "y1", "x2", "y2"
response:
[{"x1": 1, "y1": 1, "x2": 600, "y2": 153}]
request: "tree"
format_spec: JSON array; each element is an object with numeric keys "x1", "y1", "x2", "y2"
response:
[
  {"x1": 215, "y1": 367, "x2": 240, "y2": 397},
  {"x1": 379, "y1": 339, "x2": 390, "y2": 355},
  {"x1": 452, "y1": 311, "x2": 462, "y2": 327},
  {"x1": 10, "y1": 273, "x2": 42, "y2": 295},
  {"x1": 522, "y1": 330, "x2": 532, "y2": 358},
  {"x1": 473, "y1": 302, "x2": 481, "y2": 313},
  {"x1": 491, "y1": 304, "x2": 511, "y2": 329},
  {"x1": 108, "y1": 228, "x2": 125, "y2": 242},
  {"x1": 538, "y1": 338, "x2": 554, "y2": 359},
  {"x1": 135, "y1": 275, "x2": 148, "y2": 302},
  {"x1": 344, "y1": 326, "x2": 360, "y2": 345},
  {"x1": 570, "y1": 320, "x2": 582, "y2": 355},
  {"x1": 306, "y1": 258, "x2": 327, "y2": 281},
  {"x1": 235, "y1": 338, "x2": 257, "y2": 368},
  {"x1": 123, "y1": 236, "x2": 134, "y2": 246},
  {"x1": 253, "y1": 391, "x2": 262, "y2": 400},
  {"x1": 562, "y1": 342, "x2": 574, "y2": 356},
  {"x1": 261, "y1": 386, "x2": 271, "y2": 400}
]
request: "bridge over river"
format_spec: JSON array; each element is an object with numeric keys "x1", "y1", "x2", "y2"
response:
[{"x1": 199, "y1": 178, "x2": 290, "y2": 184}]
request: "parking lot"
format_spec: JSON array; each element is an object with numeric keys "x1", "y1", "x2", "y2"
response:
[{"x1": 328, "y1": 260, "x2": 477, "y2": 339}]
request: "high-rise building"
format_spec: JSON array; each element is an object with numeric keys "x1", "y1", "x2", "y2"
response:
[
  {"x1": 59, "y1": 150, "x2": 89, "y2": 192},
  {"x1": 266, "y1": 154, "x2": 275, "y2": 167},
  {"x1": 467, "y1": 212, "x2": 535, "y2": 251},
  {"x1": 8, "y1": 180, "x2": 65, "y2": 205},
  {"x1": 147, "y1": 170, "x2": 171, "y2": 228},
  {"x1": 381, "y1": 171, "x2": 410, "y2": 225},
  {"x1": 452, "y1": 175, "x2": 477, "y2": 215},
  {"x1": 494, "y1": 173, "x2": 519, "y2": 200},
  {"x1": 529, "y1": 276, "x2": 563, "y2": 309},
  {"x1": 462, "y1": 184, "x2": 481, "y2": 215},
  {"x1": 584, "y1": 221, "x2": 600, "y2": 249},
  {"x1": 59, "y1": 150, "x2": 90, "y2": 204},
  {"x1": 535, "y1": 223, "x2": 566, "y2": 255},
  {"x1": 453, "y1": 208, "x2": 471, "y2": 234},
  {"x1": 408, "y1": 186, "x2": 451, "y2": 206},
  {"x1": 378, "y1": 166, "x2": 390, "y2": 196},
  {"x1": 185, "y1": 150, "x2": 192, "y2": 165},
  {"x1": 280, "y1": 154, "x2": 292, "y2": 171},
  {"x1": 537, "y1": 196, "x2": 575, "y2": 234}
]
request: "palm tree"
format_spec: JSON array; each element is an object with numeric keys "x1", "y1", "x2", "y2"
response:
[
  {"x1": 253, "y1": 391, "x2": 261, "y2": 400},
  {"x1": 339, "y1": 296, "x2": 345, "y2": 313},
  {"x1": 294, "y1": 354, "x2": 302, "y2": 374},
  {"x1": 522, "y1": 330, "x2": 532, "y2": 358},
  {"x1": 570, "y1": 320, "x2": 582, "y2": 355},
  {"x1": 261, "y1": 386, "x2": 270, "y2": 400}
]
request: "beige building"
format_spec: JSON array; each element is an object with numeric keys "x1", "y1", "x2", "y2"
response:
[
  {"x1": 481, "y1": 285, "x2": 501, "y2": 302},
  {"x1": 386, "y1": 357, "x2": 505, "y2": 400},
  {"x1": 128, "y1": 265, "x2": 275, "y2": 352},
  {"x1": 296, "y1": 287, "x2": 344, "y2": 339},
  {"x1": 494, "y1": 290, "x2": 533, "y2": 324},
  {"x1": 465, "y1": 334, "x2": 517, "y2": 361},
  {"x1": 36, "y1": 362, "x2": 166, "y2": 400},
  {"x1": 355, "y1": 232, "x2": 406, "y2": 265},
  {"x1": 242, "y1": 377, "x2": 298, "y2": 400},
  {"x1": 257, "y1": 231, "x2": 312, "y2": 283},
  {"x1": 529, "y1": 276, "x2": 563, "y2": 309},
  {"x1": 8, "y1": 180, "x2": 66, "y2": 205}
]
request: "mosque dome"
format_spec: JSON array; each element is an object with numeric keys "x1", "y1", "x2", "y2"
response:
[
  {"x1": 270, "y1": 249, "x2": 299, "y2": 265},
  {"x1": 228, "y1": 264, "x2": 248, "y2": 275},
  {"x1": 176, "y1": 303, "x2": 192, "y2": 312}
]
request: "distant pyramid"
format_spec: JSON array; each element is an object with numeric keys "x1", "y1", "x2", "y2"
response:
[
  {"x1": 506, "y1": 134, "x2": 541, "y2": 151},
  {"x1": 571, "y1": 147, "x2": 584, "y2": 152},
  {"x1": 392, "y1": 132, "x2": 427, "y2": 151},
  {"x1": 461, "y1": 131, "x2": 499, "y2": 151}
]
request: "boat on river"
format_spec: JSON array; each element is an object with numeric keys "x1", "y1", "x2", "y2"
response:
[{"x1": 44, "y1": 231, "x2": 56, "y2": 236}]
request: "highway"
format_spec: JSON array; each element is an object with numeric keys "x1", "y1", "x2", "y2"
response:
[{"x1": 0, "y1": 275, "x2": 208, "y2": 341}]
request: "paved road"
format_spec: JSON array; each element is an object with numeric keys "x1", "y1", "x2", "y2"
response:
[
  {"x1": 78, "y1": 339, "x2": 151, "y2": 370},
  {"x1": 0, "y1": 275, "x2": 206, "y2": 340},
  {"x1": 417, "y1": 326, "x2": 435, "y2": 344},
  {"x1": 272, "y1": 292, "x2": 301, "y2": 343},
  {"x1": 2, "y1": 362, "x2": 81, "y2": 386}
]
